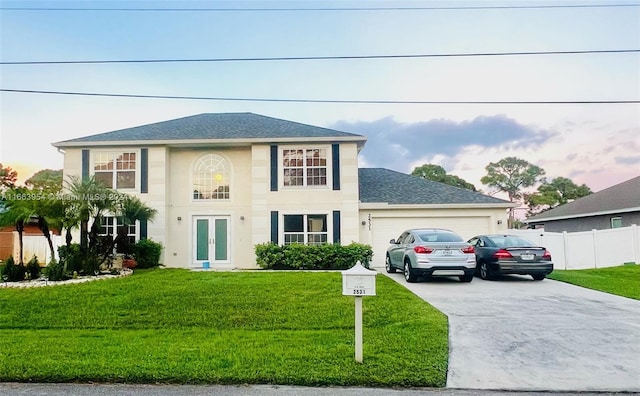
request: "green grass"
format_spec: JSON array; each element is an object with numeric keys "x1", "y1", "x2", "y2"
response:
[
  {"x1": 0, "y1": 269, "x2": 448, "y2": 387},
  {"x1": 548, "y1": 264, "x2": 640, "y2": 300}
]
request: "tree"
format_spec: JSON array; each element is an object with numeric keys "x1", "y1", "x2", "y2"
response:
[
  {"x1": 525, "y1": 177, "x2": 592, "y2": 216},
  {"x1": 23, "y1": 169, "x2": 65, "y2": 260},
  {"x1": 481, "y1": 157, "x2": 545, "y2": 227},
  {"x1": 0, "y1": 187, "x2": 35, "y2": 264},
  {"x1": 0, "y1": 163, "x2": 18, "y2": 191},
  {"x1": 104, "y1": 194, "x2": 157, "y2": 259},
  {"x1": 411, "y1": 164, "x2": 477, "y2": 191},
  {"x1": 64, "y1": 175, "x2": 118, "y2": 272},
  {"x1": 24, "y1": 169, "x2": 63, "y2": 191}
]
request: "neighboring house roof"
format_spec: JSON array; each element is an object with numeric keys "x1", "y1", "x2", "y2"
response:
[
  {"x1": 52, "y1": 113, "x2": 366, "y2": 147},
  {"x1": 525, "y1": 175, "x2": 640, "y2": 223},
  {"x1": 358, "y1": 168, "x2": 513, "y2": 206}
]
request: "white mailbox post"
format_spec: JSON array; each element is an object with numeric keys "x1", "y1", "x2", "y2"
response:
[{"x1": 342, "y1": 261, "x2": 377, "y2": 363}]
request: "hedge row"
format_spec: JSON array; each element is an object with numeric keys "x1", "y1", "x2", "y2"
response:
[{"x1": 255, "y1": 242, "x2": 373, "y2": 270}]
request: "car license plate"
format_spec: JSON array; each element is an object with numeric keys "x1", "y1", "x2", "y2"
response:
[
  {"x1": 521, "y1": 254, "x2": 535, "y2": 260},
  {"x1": 442, "y1": 249, "x2": 452, "y2": 256}
]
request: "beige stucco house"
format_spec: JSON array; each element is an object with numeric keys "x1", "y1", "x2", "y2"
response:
[{"x1": 52, "y1": 113, "x2": 512, "y2": 269}]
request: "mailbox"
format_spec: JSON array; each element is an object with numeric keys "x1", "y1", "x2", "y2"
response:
[{"x1": 342, "y1": 262, "x2": 377, "y2": 296}]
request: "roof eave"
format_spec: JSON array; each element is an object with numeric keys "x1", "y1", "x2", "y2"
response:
[
  {"x1": 359, "y1": 202, "x2": 516, "y2": 210},
  {"x1": 52, "y1": 135, "x2": 367, "y2": 148},
  {"x1": 524, "y1": 206, "x2": 640, "y2": 223}
]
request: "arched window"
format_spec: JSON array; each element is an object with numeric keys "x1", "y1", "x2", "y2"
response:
[{"x1": 193, "y1": 154, "x2": 230, "y2": 200}]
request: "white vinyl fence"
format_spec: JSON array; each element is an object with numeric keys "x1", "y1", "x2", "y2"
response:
[
  {"x1": 11, "y1": 232, "x2": 64, "y2": 264},
  {"x1": 509, "y1": 225, "x2": 640, "y2": 269}
]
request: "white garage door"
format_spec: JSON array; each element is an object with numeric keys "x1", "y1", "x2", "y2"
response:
[{"x1": 369, "y1": 216, "x2": 491, "y2": 268}]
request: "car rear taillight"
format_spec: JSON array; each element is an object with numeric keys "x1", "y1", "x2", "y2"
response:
[
  {"x1": 493, "y1": 249, "x2": 513, "y2": 259},
  {"x1": 542, "y1": 250, "x2": 552, "y2": 260},
  {"x1": 414, "y1": 246, "x2": 434, "y2": 254},
  {"x1": 461, "y1": 246, "x2": 474, "y2": 254}
]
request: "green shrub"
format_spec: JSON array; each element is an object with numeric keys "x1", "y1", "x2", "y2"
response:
[
  {"x1": 255, "y1": 242, "x2": 286, "y2": 269},
  {"x1": 58, "y1": 244, "x2": 82, "y2": 273},
  {"x1": 26, "y1": 255, "x2": 41, "y2": 279},
  {"x1": 1, "y1": 256, "x2": 26, "y2": 282},
  {"x1": 45, "y1": 258, "x2": 66, "y2": 281},
  {"x1": 133, "y1": 239, "x2": 163, "y2": 269},
  {"x1": 254, "y1": 243, "x2": 373, "y2": 270}
]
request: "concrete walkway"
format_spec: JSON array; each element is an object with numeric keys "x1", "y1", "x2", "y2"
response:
[{"x1": 382, "y1": 272, "x2": 640, "y2": 392}]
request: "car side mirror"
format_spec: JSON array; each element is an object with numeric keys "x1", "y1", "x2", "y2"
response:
[{"x1": 389, "y1": 239, "x2": 397, "y2": 244}]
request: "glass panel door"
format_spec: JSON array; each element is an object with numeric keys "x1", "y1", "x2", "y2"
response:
[
  {"x1": 193, "y1": 216, "x2": 230, "y2": 265},
  {"x1": 214, "y1": 218, "x2": 228, "y2": 261},
  {"x1": 196, "y1": 219, "x2": 209, "y2": 261}
]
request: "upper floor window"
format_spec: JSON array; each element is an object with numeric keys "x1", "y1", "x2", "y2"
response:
[
  {"x1": 611, "y1": 217, "x2": 622, "y2": 228},
  {"x1": 283, "y1": 148, "x2": 327, "y2": 187},
  {"x1": 193, "y1": 154, "x2": 230, "y2": 200},
  {"x1": 94, "y1": 152, "x2": 136, "y2": 189}
]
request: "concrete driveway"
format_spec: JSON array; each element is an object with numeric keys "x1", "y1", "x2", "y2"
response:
[{"x1": 383, "y1": 272, "x2": 640, "y2": 392}]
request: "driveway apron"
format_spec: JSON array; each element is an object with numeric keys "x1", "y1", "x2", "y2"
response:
[{"x1": 383, "y1": 272, "x2": 640, "y2": 392}]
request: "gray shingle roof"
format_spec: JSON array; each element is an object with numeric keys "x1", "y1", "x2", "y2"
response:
[
  {"x1": 53, "y1": 113, "x2": 365, "y2": 146},
  {"x1": 526, "y1": 175, "x2": 640, "y2": 222},
  {"x1": 358, "y1": 168, "x2": 512, "y2": 205}
]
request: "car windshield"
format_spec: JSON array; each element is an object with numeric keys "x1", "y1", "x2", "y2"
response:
[
  {"x1": 417, "y1": 231, "x2": 463, "y2": 243},
  {"x1": 487, "y1": 236, "x2": 535, "y2": 248}
]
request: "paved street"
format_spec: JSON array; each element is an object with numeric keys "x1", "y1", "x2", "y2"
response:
[
  {"x1": 0, "y1": 383, "x2": 633, "y2": 396},
  {"x1": 383, "y1": 272, "x2": 640, "y2": 392}
]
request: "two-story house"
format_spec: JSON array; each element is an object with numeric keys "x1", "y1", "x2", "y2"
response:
[{"x1": 53, "y1": 113, "x2": 512, "y2": 268}]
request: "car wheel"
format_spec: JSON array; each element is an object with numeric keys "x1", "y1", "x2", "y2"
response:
[
  {"x1": 479, "y1": 262, "x2": 492, "y2": 280},
  {"x1": 459, "y1": 273, "x2": 474, "y2": 283},
  {"x1": 385, "y1": 254, "x2": 396, "y2": 273},
  {"x1": 532, "y1": 274, "x2": 546, "y2": 281},
  {"x1": 404, "y1": 259, "x2": 417, "y2": 283}
]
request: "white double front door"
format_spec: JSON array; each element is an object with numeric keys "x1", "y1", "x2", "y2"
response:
[{"x1": 193, "y1": 216, "x2": 230, "y2": 265}]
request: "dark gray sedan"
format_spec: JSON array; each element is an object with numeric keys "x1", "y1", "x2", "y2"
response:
[{"x1": 467, "y1": 234, "x2": 553, "y2": 281}]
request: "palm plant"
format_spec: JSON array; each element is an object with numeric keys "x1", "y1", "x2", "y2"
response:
[
  {"x1": 114, "y1": 194, "x2": 157, "y2": 257},
  {"x1": 0, "y1": 187, "x2": 37, "y2": 264}
]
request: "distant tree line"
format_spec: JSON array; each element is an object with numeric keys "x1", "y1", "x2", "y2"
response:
[{"x1": 410, "y1": 157, "x2": 592, "y2": 226}]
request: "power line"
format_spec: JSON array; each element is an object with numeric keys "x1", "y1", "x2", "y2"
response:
[
  {"x1": 1, "y1": 4, "x2": 639, "y2": 12},
  {"x1": 2, "y1": 89, "x2": 638, "y2": 104},
  {"x1": 2, "y1": 49, "x2": 638, "y2": 65}
]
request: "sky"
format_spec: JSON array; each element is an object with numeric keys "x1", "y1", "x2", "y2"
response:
[{"x1": 1, "y1": 0, "x2": 639, "y2": 200}]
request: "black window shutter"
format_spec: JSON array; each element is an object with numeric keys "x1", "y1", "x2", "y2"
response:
[
  {"x1": 333, "y1": 210, "x2": 341, "y2": 244},
  {"x1": 270, "y1": 211, "x2": 279, "y2": 244},
  {"x1": 140, "y1": 148, "x2": 148, "y2": 193},
  {"x1": 270, "y1": 145, "x2": 278, "y2": 191},
  {"x1": 139, "y1": 219, "x2": 148, "y2": 240},
  {"x1": 332, "y1": 144, "x2": 340, "y2": 190},
  {"x1": 81, "y1": 149, "x2": 90, "y2": 181}
]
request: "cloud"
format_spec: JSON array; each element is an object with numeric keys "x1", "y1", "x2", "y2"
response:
[
  {"x1": 615, "y1": 156, "x2": 640, "y2": 165},
  {"x1": 333, "y1": 114, "x2": 555, "y2": 173}
]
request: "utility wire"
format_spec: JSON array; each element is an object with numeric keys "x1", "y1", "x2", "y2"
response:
[
  {"x1": 2, "y1": 89, "x2": 638, "y2": 104},
  {"x1": 1, "y1": 4, "x2": 639, "y2": 11},
  {"x1": 2, "y1": 49, "x2": 638, "y2": 65}
]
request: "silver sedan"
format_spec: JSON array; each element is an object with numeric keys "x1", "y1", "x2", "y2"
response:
[{"x1": 385, "y1": 228, "x2": 476, "y2": 283}]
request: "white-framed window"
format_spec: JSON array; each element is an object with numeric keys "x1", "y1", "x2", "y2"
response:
[
  {"x1": 611, "y1": 217, "x2": 623, "y2": 228},
  {"x1": 283, "y1": 214, "x2": 328, "y2": 245},
  {"x1": 193, "y1": 154, "x2": 230, "y2": 200},
  {"x1": 282, "y1": 147, "x2": 328, "y2": 187},
  {"x1": 93, "y1": 151, "x2": 137, "y2": 189},
  {"x1": 98, "y1": 216, "x2": 137, "y2": 253}
]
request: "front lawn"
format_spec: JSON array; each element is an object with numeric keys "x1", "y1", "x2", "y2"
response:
[
  {"x1": 0, "y1": 269, "x2": 448, "y2": 387},
  {"x1": 548, "y1": 264, "x2": 640, "y2": 300}
]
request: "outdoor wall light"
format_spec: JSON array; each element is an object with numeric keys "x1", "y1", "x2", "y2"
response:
[
  {"x1": 177, "y1": 216, "x2": 182, "y2": 221},
  {"x1": 497, "y1": 220, "x2": 502, "y2": 225},
  {"x1": 240, "y1": 216, "x2": 245, "y2": 221}
]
